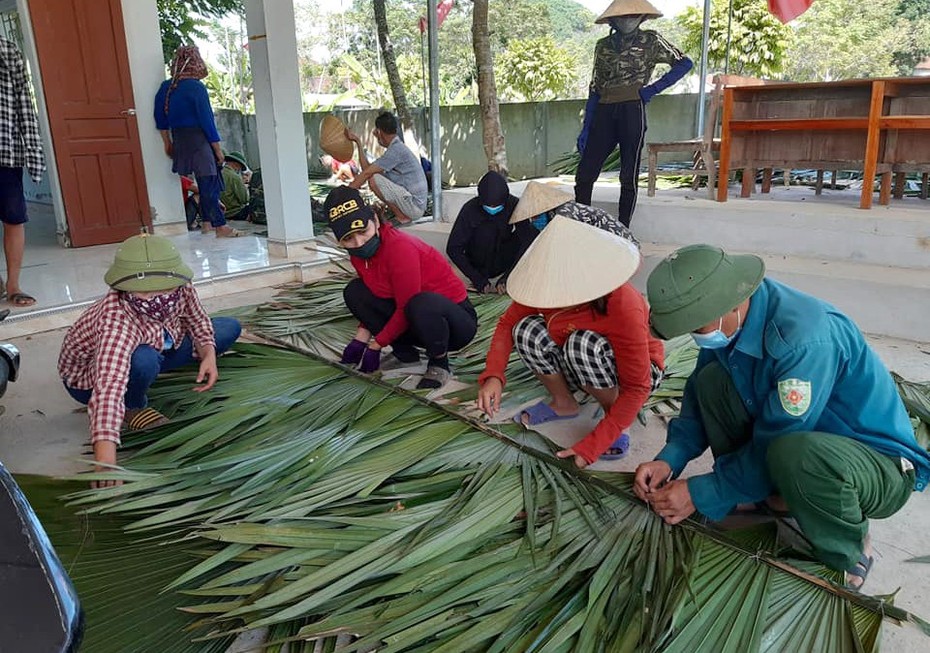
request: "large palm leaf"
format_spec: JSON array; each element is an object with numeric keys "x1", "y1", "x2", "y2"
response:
[{"x1": 31, "y1": 342, "x2": 927, "y2": 652}]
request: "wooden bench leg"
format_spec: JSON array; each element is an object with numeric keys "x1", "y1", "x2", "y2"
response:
[
  {"x1": 761, "y1": 168, "x2": 772, "y2": 194},
  {"x1": 703, "y1": 149, "x2": 716, "y2": 201},
  {"x1": 815, "y1": 170, "x2": 824, "y2": 196},
  {"x1": 647, "y1": 149, "x2": 658, "y2": 197},
  {"x1": 893, "y1": 172, "x2": 906, "y2": 200},
  {"x1": 783, "y1": 169, "x2": 790, "y2": 187},
  {"x1": 831, "y1": 170, "x2": 838, "y2": 190},
  {"x1": 879, "y1": 172, "x2": 892, "y2": 206},
  {"x1": 741, "y1": 167, "x2": 754, "y2": 198},
  {"x1": 922, "y1": 173, "x2": 929, "y2": 200}
]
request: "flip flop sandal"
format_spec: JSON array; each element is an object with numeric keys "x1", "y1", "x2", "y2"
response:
[
  {"x1": 124, "y1": 407, "x2": 170, "y2": 431},
  {"x1": 8, "y1": 292, "x2": 36, "y2": 307},
  {"x1": 845, "y1": 552, "x2": 874, "y2": 589},
  {"x1": 513, "y1": 401, "x2": 579, "y2": 427},
  {"x1": 599, "y1": 433, "x2": 630, "y2": 461},
  {"x1": 216, "y1": 227, "x2": 244, "y2": 238}
]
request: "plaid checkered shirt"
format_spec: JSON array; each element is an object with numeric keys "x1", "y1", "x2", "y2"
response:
[
  {"x1": 0, "y1": 38, "x2": 45, "y2": 182},
  {"x1": 58, "y1": 286, "x2": 215, "y2": 445}
]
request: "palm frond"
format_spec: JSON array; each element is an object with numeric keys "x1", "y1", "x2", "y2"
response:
[{"x1": 37, "y1": 342, "x2": 929, "y2": 651}]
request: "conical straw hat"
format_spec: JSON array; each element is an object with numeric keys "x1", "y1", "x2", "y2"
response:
[
  {"x1": 509, "y1": 181, "x2": 574, "y2": 224},
  {"x1": 320, "y1": 115, "x2": 355, "y2": 162},
  {"x1": 507, "y1": 215, "x2": 641, "y2": 308},
  {"x1": 595, "y1": 0, "x2": 662, "y2": 23}
]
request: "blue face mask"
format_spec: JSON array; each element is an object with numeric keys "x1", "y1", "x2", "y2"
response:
[
  {"x1": 531, "y1": 213, "x2": 549, "y2": 231},
  {"x1": 691, "y1": 310, "x2": 742, "y2": 350},
  {"x1": 482, "y1": 204, "x2": 504, "y2": 215}
]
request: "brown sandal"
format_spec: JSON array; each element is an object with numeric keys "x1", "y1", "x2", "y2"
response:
[
  {"x1": 215, "y1": 226, "x2": 244, "y2": 238},
  {"x1": 124, "y1": 407, "x2": 170, "y2": 431}
]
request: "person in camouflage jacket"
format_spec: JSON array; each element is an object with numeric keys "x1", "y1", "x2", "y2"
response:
[{"x1": 574, "y1": 0, "x2": 692, "y2": 227}]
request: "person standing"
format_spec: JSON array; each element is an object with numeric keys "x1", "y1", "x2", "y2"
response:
[
  {"x1": 574, "y1": 0, "x2": 692, "y2": 227},
  {"x1": 155, "y1": 45, "x2": 242, "y2": 238},
  {"x1": 0, "y1": 38, "x2": 44, "y2": 307}
]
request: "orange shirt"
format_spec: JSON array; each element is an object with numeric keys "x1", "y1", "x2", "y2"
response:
[{"x1": 479, "y1": 283, "x2": 664, "y2": 463}]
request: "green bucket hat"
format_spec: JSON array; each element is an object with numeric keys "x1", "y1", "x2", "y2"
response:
[
  {"x1": 104, "y1": 234, "x2": 194, "y2": 292},
  {"x1": 647, "y1": 244, "x2": 765, "y2": 339},
  {"x1": 224, "y1": 151, "x2": 248, "y2": 169}
]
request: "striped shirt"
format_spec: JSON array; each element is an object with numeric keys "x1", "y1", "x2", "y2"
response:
[{"x1": 58, "y1": 286, "x2": 214, "y2": 445}]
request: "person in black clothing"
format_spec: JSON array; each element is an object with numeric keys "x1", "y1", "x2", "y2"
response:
[{"x1": 446, "y1": 172, "x2": 535, "y2": 294}]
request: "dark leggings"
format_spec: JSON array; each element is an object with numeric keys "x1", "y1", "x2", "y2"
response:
[
  {"x1": 343, "y1": 278, "x2": 478, "y2": 359},
  {"x1": 574, "y1": 100, "x2": 647, "y2": 228},
  {"x1": 196, "y1": 173, "x2": 227, "y2": 228}
]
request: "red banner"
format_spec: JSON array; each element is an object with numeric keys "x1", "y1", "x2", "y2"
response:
[
  {"x1": 767, "y1": 0, "x2": 813, "y2": 23},
  {"x1": 418, "y1": 0, "x2": 454, "y2": 34}
]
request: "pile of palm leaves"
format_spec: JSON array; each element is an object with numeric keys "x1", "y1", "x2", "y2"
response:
[
  {"x1": 26, "y1": 344, "x2": 928, "y2": 652},
  {"x1": 19, "y1": 275, "x2": 930, "y2": 651}
]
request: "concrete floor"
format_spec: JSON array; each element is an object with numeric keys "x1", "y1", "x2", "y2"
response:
[{"x1": 2, "y1": 282, "x2": 929, "y2": 649}]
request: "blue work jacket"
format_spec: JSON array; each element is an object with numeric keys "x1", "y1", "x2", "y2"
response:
[{"x1": 656, "y1": 278, "x2": 929, "y2": 520}]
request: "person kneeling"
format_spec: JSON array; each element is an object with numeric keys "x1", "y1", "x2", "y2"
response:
[
  {"x1": 325, "y1": 186, "x2": 477, "y2": 389},
  {"x1": 477, "y1": 215, "x2": 665, "y2": 467},
  {"x1": 58, "y1": 234, "x2": 241, "y2": 487},
  {"x1": 635, "y1": 245, "x2": 930, "y2": 589}
]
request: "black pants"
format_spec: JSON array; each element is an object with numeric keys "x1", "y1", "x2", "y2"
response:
[
  {"x1": 574, "y1": 100, "x2": 646, "y2": 228},
  {"x1": 343, "y1": 278, "x2": 478, "y2": 359}
]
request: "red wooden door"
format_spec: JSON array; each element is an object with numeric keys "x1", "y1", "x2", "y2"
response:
[{"x1": 29, "y1": 0, "x2": 151, "y2": 247}]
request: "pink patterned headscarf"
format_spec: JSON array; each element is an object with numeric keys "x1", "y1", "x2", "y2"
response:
[{"x1": 170, "y1": 45, "x2": 208, "y2": 81}]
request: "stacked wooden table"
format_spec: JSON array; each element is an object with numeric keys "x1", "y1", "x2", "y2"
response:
[{"x1": 716, "y1": 78, "x2": 930, "y2": 209}]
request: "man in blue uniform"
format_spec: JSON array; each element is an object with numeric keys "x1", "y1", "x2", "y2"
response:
[{"x1": 635, "y1": 244, "x2": 929, "y2": 589}]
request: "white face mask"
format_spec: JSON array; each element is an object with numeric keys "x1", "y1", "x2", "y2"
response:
[{"x1": 691, "y1": 309, "x2": 742, "y2": 350}]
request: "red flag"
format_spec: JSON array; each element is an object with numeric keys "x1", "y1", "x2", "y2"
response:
[
  {"x1": 767, "y1": 0, "x2": 813, "y2": 23},
  {"x1": 418, "y1": 0, "x2": 454, "y2": 34}
]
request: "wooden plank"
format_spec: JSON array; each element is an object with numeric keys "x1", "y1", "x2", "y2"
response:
[
  {"x1": 879, "y1": 116, "x2": 930, "y2": 130},
  {"x1": 717, "y1": 88, "x2": 734, "y2": 202},
  {"x1": 860, "y1": 80, "x2": 885, "y2": 210},
  {"x1": 729, "y1": 118, "x2": 869, "y2": 132},
  {"x1": 893, "y1": 172, "x2": 906, "y2": 199}
]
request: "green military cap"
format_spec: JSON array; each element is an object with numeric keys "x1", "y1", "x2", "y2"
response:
[
  {"x1": 647, "y1": 244, "x2": 764, "y2": 338},
  {"x1": 104, "y1": 234, "x2": 194, "y2": 292}
]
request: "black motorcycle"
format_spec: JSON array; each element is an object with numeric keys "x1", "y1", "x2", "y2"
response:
[{"x1": 0, "y1": 338, "x2": 84, "y2": 651}]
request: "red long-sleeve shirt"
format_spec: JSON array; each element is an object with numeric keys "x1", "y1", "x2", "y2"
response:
[
  {"x1": 479, "y1": 284, "x2": 664, "y2": 463},
  {"x1": 352, "y1": 224, "x2": 467, "y2": 346}
]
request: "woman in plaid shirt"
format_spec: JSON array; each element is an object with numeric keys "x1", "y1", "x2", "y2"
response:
[{"x1": 59, "y1": 234, "x2": 240, "y2": 486}]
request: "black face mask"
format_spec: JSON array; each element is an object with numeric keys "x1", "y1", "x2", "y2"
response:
[{"x1": 347, "y1": 234, "x2": 381, "y2": 259}]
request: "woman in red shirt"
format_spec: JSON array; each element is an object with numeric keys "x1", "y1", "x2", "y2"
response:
[
  {"x1": 323, "y1": 186, "x2": 477, "y2": 390},
  {"x1": 477, "y1": 214, "x2": 664, "y2": 467}
]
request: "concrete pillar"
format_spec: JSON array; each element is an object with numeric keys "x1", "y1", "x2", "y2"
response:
[{"x1": 244, "y1": 0, "x2": 313, "y2": 255}]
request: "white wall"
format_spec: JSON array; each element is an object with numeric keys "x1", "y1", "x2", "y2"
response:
[{"x1": 120, "y1": 0, "x2": 185, "y2": 227}]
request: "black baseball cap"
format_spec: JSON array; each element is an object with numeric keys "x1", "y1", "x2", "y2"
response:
[{"x1": 323, "y1": 186, "x2": 374, "y2": 241}]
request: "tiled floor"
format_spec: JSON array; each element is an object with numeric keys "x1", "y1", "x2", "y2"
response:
[{"x1": 0, "y1": 203, "x2": 327, "y2": 314}]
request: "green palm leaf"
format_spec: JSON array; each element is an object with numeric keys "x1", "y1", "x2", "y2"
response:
[{"x1": 30, "y1": 342, "x2": 927, "y2": 651}]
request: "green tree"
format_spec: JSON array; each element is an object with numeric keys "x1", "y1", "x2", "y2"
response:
[
  {"x1": 677, "y1": 0, "x2": 791, "y2": 78},
  {"x1": 157, "y1": 0, "x2": 242, "y2": 62},
  {"x1": 496, "y1": 37, "x2": 577, "y2": 102},
  {"x1": 892, "y1": 0, "x2": 930, "y2": 73},
  {"x1": 783, "y1": 0, "x2": 910, "y2": 81}
]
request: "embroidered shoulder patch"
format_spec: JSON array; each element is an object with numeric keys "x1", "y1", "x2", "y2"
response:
[{"x1": 778, "y1": 378, "x2": 812, "y2": 417}]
